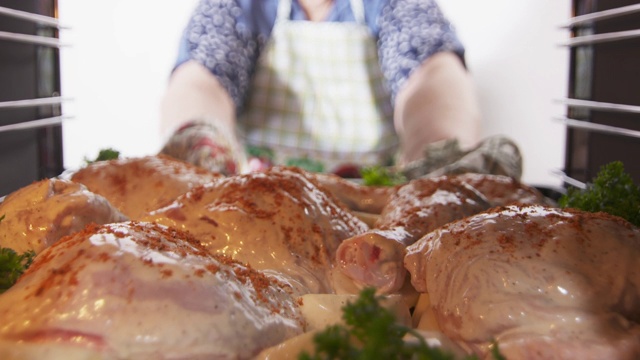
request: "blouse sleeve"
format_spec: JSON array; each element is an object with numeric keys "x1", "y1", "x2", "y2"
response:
[
  {"x1": 377, "y1": 0, "x2": 465, "y2": 102},
  {"x1": 176, "y1": 0, "x2": 269, "y2": 109}
]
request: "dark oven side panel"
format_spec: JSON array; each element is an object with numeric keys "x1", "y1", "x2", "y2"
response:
[
  {"x1": 0, "y1": 0, "x2": 63, "y2": 196},
  {"x1": 564, "y1": 0, "x2": 640, "y2": 185}
]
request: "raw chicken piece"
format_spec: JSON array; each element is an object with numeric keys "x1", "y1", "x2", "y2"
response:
[
  {"x1": 455, "y1": 173, "x2": 554, "y2": 207},
  {"x1": 141, "y1": 166, "x2": 369, "y2": 295},
  {"x1": 336, "y1": 176, "x2": 489, "y2": 293},
  {"x1": 312, "y1": 172, "x2": 396, "y2": 214},
  {"x1": 0, "y1": 221, "x2": 304, "y2": 360},
  {"x1": 69, "y1": 154, "x2": 222, "y2": 219},
  {"x1": 405, "y1": 205, "x2": 640, "y2": 359},
  {"x1": 0, "y1": 178, "x2": 127, "y2": 254},
  {"x1": 312, "y1": 172, "x2": 550, "y2": 216},
  {"x1": 373, "y1": 176, "x2": 490, "y2": 240}
]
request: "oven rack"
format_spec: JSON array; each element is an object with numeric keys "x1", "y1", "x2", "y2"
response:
[
  {"x1": 0, "y1": 5, "x2": 71, "y2": 133},
  {"x1": 555, "y1": 1, "x2": 640, "y2": 187}
]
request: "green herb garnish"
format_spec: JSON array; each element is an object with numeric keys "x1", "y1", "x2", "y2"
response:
[
  {"x1": 0, "y1": 215, "x2": 36, "y2": 293},
  {"x1": 286, "y1": 157, "x2": 325, "y2": 173},
  {"x1": 559, "y1": 161, "x2": 640, "y2": 226},
  {"x1": 0, "y1": 247, "x2": 35, "y2": 293},
  {"x1": 85, "y1": 148, "x2": 120, "y2": 164},
  {"x1": 360, "y1": 166, "x2": 406, "y2": 187},
  {"x1": 247, "y1": 145, "x2": 275, "y2": 162},
  {"x1": 299, "y1": 288, "x2": 486, "y2": 360}
]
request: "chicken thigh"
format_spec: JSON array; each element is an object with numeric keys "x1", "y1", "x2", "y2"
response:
[
  {"x1": 0, "y1": 178, "x2": 127, "y2": 254},
  {"x1": 69, "y1": 154, "x2": 222, "y2": 219},
  {"x1": 141, "y1": 166, "x2": 369, "y2": 295},
  {"x1": 335, "y1": 176, "x2": 489, "y2": 293},
  {"x1": 0, "y1": 221, "x2": 304, "y2": 360},
  {"x1": 405, "y1": 205, "x2": 640, "y2": 359}
]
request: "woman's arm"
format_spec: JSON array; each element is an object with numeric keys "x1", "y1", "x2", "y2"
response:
[
  {"x1": 158, "y1": 0, "x2": 265, "y2": 174},
  {"x1": 159, "y1": 60, "x2": 247, "y2": 175},
  {"x1": 393, "y1": 51, "x2": 482, "y2": 165},
  {"x1": 160, "y1": 60, "x2": 236, "y2": 138}
]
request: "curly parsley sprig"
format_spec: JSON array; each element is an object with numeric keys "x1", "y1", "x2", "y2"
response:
[
  {"x1": 559, "y1": 161, "x2": 640, "y2": 226},
  {"x1": 360, "y1": 166, "x2": 406, "y2": 187},
  {"x1": 84, "y1": 148, "x2": 120, "y2": 164},
  {"x1": 0, "y1": 215, "x2": 36, "y2": 293},
  {"x1": 298, "y1": 288, "x2": 498, "y2": 360}
]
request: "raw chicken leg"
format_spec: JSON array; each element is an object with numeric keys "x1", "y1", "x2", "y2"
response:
[
  {"x1": 405, "y1": 205, "x2": 640, "y2": 359},
  {"x1": 0, "y1": 178, "x2": 127, "y2": 254},
  {"x1": 69, "y1": 154, "x2": 222, "y2": 219},
  {"x1": 336, "y1": 176, "x2": 489, "y2": 293},
  {"x1": 142, "y1": 166, "x2": 369, "y2": 295},
  {"x1": 0, "y1": 221, "x2": 304, "y2": 360}
]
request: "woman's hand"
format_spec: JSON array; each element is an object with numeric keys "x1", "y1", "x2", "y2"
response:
[
  {"x1": 160, "y1": 121, "x2": 247, "y2": 176},
  {"x1": 159, "y1": 61, "x2": 246, "y2": 175}
]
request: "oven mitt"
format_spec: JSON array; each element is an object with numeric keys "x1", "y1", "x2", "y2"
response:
[
  {"x1": 400, "y1": 135, "x2": 523, "y2": 181},
  {"x1": 160, "y1": 121, "x2": 247, "y2": 176}
]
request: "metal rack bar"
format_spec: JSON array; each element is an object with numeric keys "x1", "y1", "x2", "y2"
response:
[
  {"x1": 0, "y1": 96, "x2": 70, "y2": 109},
  {"x1": 0, "y1": 115, "x2": 71, "y2": 134},
  {"x1": 0, "y1": 6, "x2": 65, "y2": 28},
  {"x1": 550, "y1": 169, "x2": 588, "y2": 189},
  {"x1": 561, "y1": 3, "x2": 640, "y2": 28},
  {"x1": 0, "y1": 30, "x2": 65, "y2": 48},
  {"x1": 556, "y1": 98, "x2": 640, "y2": 114},
  {"x1": 554, "y1": 116, "x2": 640, "y2": 139},
  {"x1": 560, "y1": 28, "x2": 640, "y2": 46}
]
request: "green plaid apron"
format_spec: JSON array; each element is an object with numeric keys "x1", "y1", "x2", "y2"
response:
[{"x1": 238, "y1": 0, "x2": 398, "y2": 172}]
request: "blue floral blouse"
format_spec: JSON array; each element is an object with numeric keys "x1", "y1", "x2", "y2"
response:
[{"x1": 175, "y1": 0, "x2": 465, "y2": 110}]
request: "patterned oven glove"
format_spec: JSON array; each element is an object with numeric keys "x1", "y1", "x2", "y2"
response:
[{"x1": 160, "y1": 121, "x2": 247, "y2": 176}]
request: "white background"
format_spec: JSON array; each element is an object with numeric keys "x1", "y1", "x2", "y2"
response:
[{"x1": 58, "y1": 0, "x2": 571, "y2": 187}]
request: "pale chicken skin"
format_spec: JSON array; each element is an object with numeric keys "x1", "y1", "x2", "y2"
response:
[
  {"x1": 454, "y1": 173, "x2": 554, "y2": 207},
  {"x1": 405, "y1": 205, "x2": 640, "y2": 360},
  {"x1": 0, "y1": 221, "x2": 304, "y2": 360},
  {"x1": 335, "y1": 176, "x2": 489, "y2": 293},
  {"x1": 312, "y1": 172, "x2": 551, "y2": 216},
  {"x1": 0, "y1": 178, "x2": 127, "y2": 254},
  {"x1": 311, "y1": 172, "x2": 397, "y2": 214},
  {"x1": 141, "y1": 166, "x2": 369, "y2": 295},
  {"x1": 69, "y1": 154, "x2": 222, "y2": 219}
]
